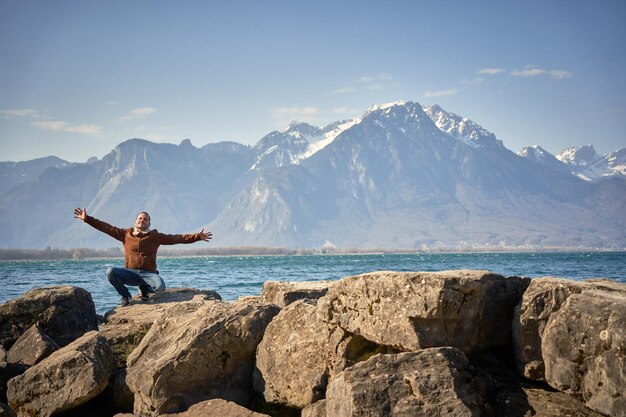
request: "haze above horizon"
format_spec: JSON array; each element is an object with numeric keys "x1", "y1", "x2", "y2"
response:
[{"x1": 1, "y1": 0, "x2": 625, "y2": 163}]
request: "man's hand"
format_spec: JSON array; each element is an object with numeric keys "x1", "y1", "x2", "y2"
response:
[
  {"x1": 74, "y1": 207, "x2": 87, "y2": 221},
  {"x1": 198, "y1": 228, "x2": 212, "y2": 242}
]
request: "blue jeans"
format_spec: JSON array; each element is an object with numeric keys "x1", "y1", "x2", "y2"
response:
[{"x1": 106, "y1": 267, "x2": 166, "y2": 299}]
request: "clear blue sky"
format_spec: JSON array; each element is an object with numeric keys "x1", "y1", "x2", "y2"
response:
[{"x1": 1, "y1": 0, "x2": 625, "y2": 162}]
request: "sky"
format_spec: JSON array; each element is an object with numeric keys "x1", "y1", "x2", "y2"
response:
[{"x1": 1, "y1": 0, "x2": 625, "y2": 163}]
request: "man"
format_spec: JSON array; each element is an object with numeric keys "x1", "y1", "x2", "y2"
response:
[{"x1": 74, "y1": 207, "x2": 212, "y2": 306}]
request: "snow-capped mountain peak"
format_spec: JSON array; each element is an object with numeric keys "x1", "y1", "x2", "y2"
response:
[
  {"x1": 366, "y1": 100, "x2": 407, "y2": 113},
  {"x1": 556, "y1": 144, "x2": 626, "y2": 181},
  {"x1": 518, "y1": 145, "x2": 551, "y2": 160},
  {"x1": 517, "y1": 145, "x2": 571, "y2": 175},
  {"x1": 250, "y1": 118, "x2": 360, "y2": 170},
  {"x1": 296, "y1": 118, "x2": 359, "y2": 162},
  {"x1": 556, "y1": 145, "x2": 600, "y2": 166},
  {"x1": 423, "y1": 104, "x2": 499, "y2": 149}
]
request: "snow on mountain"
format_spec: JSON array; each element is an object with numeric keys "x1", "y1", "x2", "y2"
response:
[
  {"x1": 423, "y1": 104, "x2": 501, "y2": 148},
  {"x1": 557, "y1": 144, "x2": 600, "y2": 166},
  {"x1": 517, "y1": 145, "x2": 571, "y2": 175},
  {"x1": 557, "y1": 145, "x2": 626, "y2": 181},
  {"x1": 606, "y1": 148, "x2": 626, "y2": 177},
  {"x1": 251, "y1": 101, "x2": 504, "y2": 173},
  {"x1": 250, "y1": 119, "x2": 360, "y2": 170}
]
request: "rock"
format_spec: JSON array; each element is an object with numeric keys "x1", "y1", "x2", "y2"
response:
[
  {"x1": 254, "y1": 299, "x2": 396, "y2": 409},
  {"x1": 260, "y1": 281, "x2": 333, "y2": 307},
  {"x1": 317, "y1": 270, "x2": 529, "y2": 353},
  {"x1": 101, "y1": 288, "x2": 222, "y2": 369},
  {"x1": 325, "y1": 347, "x2": 485, "y2": 417},
  {"x1": 0, "y1": 347, "x2": 6, "y2": 401},
  {"x1": 301, "y1": 400, "x2": 326, "y2": 417},
  {"x1": 512, "y1": 277, "x2": 626, "y2": 381},
  {"x1": 7, "y1": 331, "x2": 115, "y2": 417},
  {"x1": 0, "y1": 286, "x2": 98, "y2": 349},
  {"x1": 160, "y1": 398, "x2": 271, "y2": 416},
  {"x1": 6, "y1": 324, "x2": 59, "y2": 366},
  {"x1": 542, "y1": 290, "x2": 626, "y2": 417},
  {"x1": 0, "y1": 364, "x2": 23, "y2": 406},
  {"x1": 508, "y1": 385, "x2": 606, "y2": 417},
  {"x1": 126, "y1": 298, "x2": 280, "y2": 416}
]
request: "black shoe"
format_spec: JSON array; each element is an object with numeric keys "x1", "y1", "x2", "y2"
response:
[
  {"x1": 120, "y1": 297, "x2": 131, "y2": 307},
  {"x1": 139, "y1": 288, "x2": 150, "y2": 301}
]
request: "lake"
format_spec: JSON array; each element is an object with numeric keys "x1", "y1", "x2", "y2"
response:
[{"x1": 1, "y1": 251, "x2": 624, "y2": 314}]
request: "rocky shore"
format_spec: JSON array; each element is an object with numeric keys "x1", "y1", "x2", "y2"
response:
[{"x1": 0, "y1": 270, "x2": 624, "y2": 417}]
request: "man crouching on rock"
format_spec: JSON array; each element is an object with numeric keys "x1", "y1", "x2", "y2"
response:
[{"x1": 74, "y1": 207, "x2": 212, "y2": 307}]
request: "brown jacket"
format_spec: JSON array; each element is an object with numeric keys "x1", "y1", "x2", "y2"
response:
[{"x1": 85, "y1": 215, "x2": 203, "y2": 272}]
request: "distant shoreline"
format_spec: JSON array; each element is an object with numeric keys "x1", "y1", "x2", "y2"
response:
[{"x1": 0, "y1": 246, "x2": 623, "y2": 261}]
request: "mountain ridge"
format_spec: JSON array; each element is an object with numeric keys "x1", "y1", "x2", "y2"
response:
[{"x1": 1, "y1": 101, "x2": 624, "y2": 249}]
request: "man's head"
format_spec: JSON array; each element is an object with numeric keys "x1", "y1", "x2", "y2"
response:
[{"x1": 135, "y1": 212, "x2": 151, "y2": 231}]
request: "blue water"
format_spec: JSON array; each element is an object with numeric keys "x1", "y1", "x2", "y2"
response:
[{"x1": 1, "y1": 252, "x2": 624, "y2": 314}]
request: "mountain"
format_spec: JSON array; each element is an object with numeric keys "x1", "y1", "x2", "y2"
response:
[
  {"x1": 517, "y1": 145, "x2": 572, "y2": 175},
  {"x1": 1, "y1": 101, "x2": 625, "y2": 249},
  {"x1": 208, "y1": 102, "x2": 625, "y2": 249},
  {"x1": 0, "y1": 139, "x2": 254, "y2": 248},
  {"x1": 0, "y1": 156, "x2": 72, "y2": 195},
  {"x1": 250, "y1": 120, "x2": 357, "y2": 171},
  {"x1": 556, "y1": 145, "x2": 626, "y2": 181}
]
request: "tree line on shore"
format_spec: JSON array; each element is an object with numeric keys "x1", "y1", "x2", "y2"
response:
[
  {"x1": 0, "y1": 246, "x2": 315, "y2": 261},
  {"x1": 0, "y1": 245, "x2": 605, "y2": 261}
]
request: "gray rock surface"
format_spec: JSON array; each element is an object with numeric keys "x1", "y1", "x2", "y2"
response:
[
  {"x1": 317, "y1": 270, "x2": 529, "y2": 353},
  {"x1": 160, "y1": 398, "x2": 271, "y2": 416},
  {"x1": 126, "y1": 298, "x2": 280, "y2": 416},
  {"x1": 6, "y1": 324, "x2": 59, "y2": 366},
  {"x1": 542, "y1": 290, "x2": 626, "y2": 417},
  {"x1": 0, "y1": 286, "x2": 98, "y2": 349},
  {"x1": 254, "y1": 299, "x2": 395, "y2": 409},
  {"x1": 512, "y1": 277, "x2": 625, "y2": 380},
  {"x1": 1, "y1": 273, "x2": 621, "y2": 417},
  {"x1": 7, "y1": 331, "x2": 115, "y2": 417},
  {"x1": 101, "y1": 288, "x2": 221, "y2": 368},
  {"x1": 325, "y1": 348, "x2": 485, "y2": 417},
  {"x1": 260, "y1": 280, "x2": 332, "y2": 307}
]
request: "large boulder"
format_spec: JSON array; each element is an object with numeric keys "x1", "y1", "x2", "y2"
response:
[
  {"x1": 260, "y1": 281, "x2": 333, "y2": 307},
  {"x1": 6, "y1": 324, "x2": 59, "y2": 366},
  {"x1": 254, "y1": 299, "x2": 395, "y2": 409},
  {"x1": 0, "y1": 286, "x2": 98, "y2": 349},
  {"x1": 160, "y1": 399, "x2": 271, "y2": 417},
  {"x1": 317, "y1": 270, "x2": 529, "y2": 353},
  {"x1": 542, "y1": 290, "x2": 626, "y2": 417},
  {"x1": 7, "y1": 331, "x2": 115, "y2": 417},
  {"x1": 325, "y1": 348, "x2": 485, "y2": 417},
  {"x1": 126, "y1": 299, "x2": 280, "y2": 416},
  {"x1": 512, "y1": 277, "x2": 625, "y2": 381},
  {"x1": 101, "y1": 288, "x2": 222, "y2": 369}
]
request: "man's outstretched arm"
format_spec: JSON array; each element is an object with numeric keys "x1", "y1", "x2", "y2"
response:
[{"x1": 73, "y1": 207, "x2": 126, "y2": 242}]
